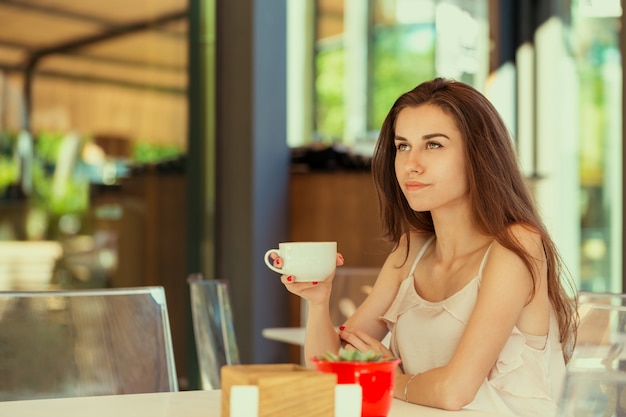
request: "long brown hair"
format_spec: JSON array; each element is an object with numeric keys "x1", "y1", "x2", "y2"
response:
[{"x1": 371, "y1": 77, "x2": 578, "y2": 362}]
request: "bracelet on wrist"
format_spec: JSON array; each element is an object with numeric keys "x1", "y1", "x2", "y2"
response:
[{"x1": 403, "y1": 374, "x2": 418, "y2": 402}]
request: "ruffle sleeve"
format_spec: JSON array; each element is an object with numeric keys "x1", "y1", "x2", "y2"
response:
[
  {"x1": 379, "y1": 277, "x2": 418, "y2": 328},
  {"x1": 487, "y1": 326, "x2": 553, "y2": 400}
]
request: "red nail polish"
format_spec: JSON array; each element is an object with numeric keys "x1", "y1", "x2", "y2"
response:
[
  {"x1": 339, "y1": 326, "x2": 345, "y2": 331},
  {"x1": 275, "y1": 259, "x2": 281, "y2": 266},
  {"x1": 286, "y1": 276, "x2": 294, "y2": 282},
  {"x1": 312, "y1": 281, "x2": 318, "y2": 285}
]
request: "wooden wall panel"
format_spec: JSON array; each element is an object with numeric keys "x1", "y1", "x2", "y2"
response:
[
  {"x1": 113, "y1": 170, "x2": 188, "y2": 387},
  {"x1": 289, "y1": 172, "x2": 391, "y2": 268},
  {"x1": 287, "y1": 171, "x2": 393, "y2": 362}
]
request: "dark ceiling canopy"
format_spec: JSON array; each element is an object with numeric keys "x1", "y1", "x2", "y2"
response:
[{"x1": 0, "y1": 0, "x2": 188, "y2": 93}]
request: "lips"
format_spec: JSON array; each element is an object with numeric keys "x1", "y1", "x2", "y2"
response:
[{"x1": 405, "y1": 180, "x2": 427, "y2": 191}]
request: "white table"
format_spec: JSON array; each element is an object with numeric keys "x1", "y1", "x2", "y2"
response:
[
  {"x1": 262, "y1": 326, "x2": 392, "y2": 349},
  {"x1": 262, "y1": 326, "x2": 306, "y2": 346},
  {"x1": 0, "y1": 389, "x2": 515, "y2": 417}
]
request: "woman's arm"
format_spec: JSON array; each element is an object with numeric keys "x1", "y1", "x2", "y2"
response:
[
  {"x1": 278, "y1": 257, "x2": 344, "y2": 368},
  {"x1": 293, "y1": 233, "x2": 424, "y2": 366},
  {"x1": 337, "y1": 233, "x2": 431, "y2": 355}
]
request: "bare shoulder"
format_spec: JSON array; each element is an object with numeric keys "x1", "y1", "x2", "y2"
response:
[
  {"x1": 386, "y1": 231, "x2": 433, "y2": 267},
  {"x1": 484, "y1": 223, "x2": 548, "y2": 304},
  {"x1": 378, "y1": 231, "x2": 433, "y2": 284},
  {"x1": 505, "y1": 223, "x2": 545, "y2": 260},
  {"x1": 486, "y1": 223, "x2": 545, "y2": 272},
  {"x1": 491, "y1": 224, "x2": 551, "y2": 333}
]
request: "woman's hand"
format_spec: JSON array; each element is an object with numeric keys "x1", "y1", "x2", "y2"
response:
[
  {"x1": 270, "y1": 252, "x2": 344, "y2": 305},
  {"x1": 339, "y1": 326, "x2": 395, "y2": 359}
]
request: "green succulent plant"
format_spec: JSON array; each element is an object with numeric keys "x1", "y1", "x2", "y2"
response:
[{"x1": 316, "y1": 347, "x2": 395, "y2": 362}]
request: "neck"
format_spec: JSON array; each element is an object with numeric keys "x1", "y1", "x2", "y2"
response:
[{"x1": 430, "y1": 206, "x2": 491, "y2": 262}]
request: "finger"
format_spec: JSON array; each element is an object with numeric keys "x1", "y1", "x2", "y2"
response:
[
  {"x1": 280, "y1": 274, "x2": 295, "y2": 284},
  {"x1": 351, "y1": 328, "x2": 379, "y2": 344},
  {"x1": 340, "y1": 327, "x2": 388, "y2": 355},
  {"x1": 342, "y1": 342, "x2": 357, "y2": 351},
  {"x1": 336, "y1": 253, "x2": 344, "y2": 266},
  {"x1": 381, "y1": 346, "x2": 395, "y2": 358},
  {"x1": 280, "y1": 275, "x2": 320, "y2": 288},
  {"x1": 339, "y1": 329, "x2": 370, "y2": 352},
  {"x1": 268, "y1": 252, "x2": 285, "y2": 269}
]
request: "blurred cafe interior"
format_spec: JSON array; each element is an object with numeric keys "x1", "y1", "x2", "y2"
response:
[{"x1": 0, "y1": 0, "x2": 623, "y2": 391}]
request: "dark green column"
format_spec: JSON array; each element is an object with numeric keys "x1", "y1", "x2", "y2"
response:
[
  {"x1": 186, "y1": 0, "x2": 216, "y2": 389},
  {"x1": 215, "y1": 0, "x2": 291, "y2": 364}
]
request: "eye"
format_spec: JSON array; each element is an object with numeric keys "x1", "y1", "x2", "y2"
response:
[
  {"x1": 395, "y1": 143, "x2": 411, "y2": 152},
  {"x1": 426, "y1": 141, "x2": 442, "y2": 150}
]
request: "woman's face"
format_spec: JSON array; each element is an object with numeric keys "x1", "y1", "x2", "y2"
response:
[{"x1": 393, "y1": 104, "x2": 469, "y2": 214}]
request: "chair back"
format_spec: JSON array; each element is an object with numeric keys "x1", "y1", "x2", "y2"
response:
[
  {"x1": 0, "y1": 286, "x2": 178, "y2": 401},
  {"x1": 188, "y1": 275, "x2": 240, "y2": 390},
  {"x1": 578, "y1": 291, "x2": 626, "y2": 306},
  {"x1": 577, "y1": 291, "x2": 626, "y2": 346},
  {"x1": 328, "y1": 267, "x2": 379, "y2": 326},
  {"x1": 559, "y1": 294, "x2": 626, "y2": 416}
]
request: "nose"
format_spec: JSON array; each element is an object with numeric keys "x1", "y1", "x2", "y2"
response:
[{"x1": 403, "y1": 148, "x2": 423, "y2": 174}]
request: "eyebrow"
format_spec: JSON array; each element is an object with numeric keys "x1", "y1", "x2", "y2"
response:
[{"x1": 393, "y1": 133, "x2": 451, "y2": 141}]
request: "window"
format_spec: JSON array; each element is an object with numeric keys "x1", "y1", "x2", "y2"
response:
[
  {"x1": 556, "y1": 0, "x2": 622, "y2": 291},
  {"x1": 297, "y1": 0, "x2": 489, "y2": 152},
  {"x1": 288, "y1": 0, "x2": 623, "y2": 292}
]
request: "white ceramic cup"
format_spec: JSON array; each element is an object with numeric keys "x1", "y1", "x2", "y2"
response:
[{"x1": 264, "y1": 241, "x2": 337, "y2": 282}]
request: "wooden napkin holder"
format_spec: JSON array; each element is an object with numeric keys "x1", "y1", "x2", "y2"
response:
[{"x1": 221, "y1": 363, "x2": 337, "y2": 417}]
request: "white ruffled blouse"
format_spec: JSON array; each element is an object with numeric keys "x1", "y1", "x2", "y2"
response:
[{"x1": 381, "y1": 236, "x2": 566, "y2": 417}]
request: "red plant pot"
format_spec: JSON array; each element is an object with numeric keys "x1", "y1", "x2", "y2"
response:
[{"x1": 312, "y1": 358, "x2": 401, "y2": 417}]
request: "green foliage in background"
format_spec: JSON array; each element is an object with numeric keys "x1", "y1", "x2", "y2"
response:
[
  {"x1": 36, "y1": 131, "x2": 67, "y2": 164},
  {"x1": 572, "y1": 21, "x2": 619, "y2": 188},
  {"x1": 31, "y1": 162, "x2": 89, "y2": 216},
  {"x1": 314, "y1": 25, "x2": 436, "y2": 144},
  {"x1": 315, "y1": 47, "x2": 345, "y2": 141},
  {"x1": 578, "y1": 69, "x2": 607, "y2": 187},
  {"x1": 370, "y1": 25, "x2": 436, "y2": 130},
  {"x1": 132, "y1": 142, "x2": 184, "y2": 164},
  {"x1": 32, "y1": 132, "x2": 89, "y2": 216},
  {"x1": 0, "y1": 131, "x2": 184, "y2": 240},
  {"x1": 0, "y1": 132, "x2": 18, "y2": 195}
]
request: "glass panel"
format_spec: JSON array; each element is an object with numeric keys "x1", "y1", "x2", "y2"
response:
[
  {"x1": 565, "y1": 1, "x2": 622, "y2": 292},
  {"x1": 370, "y1": 0, "x2": 490, "y2": 135},
  {"x1": 312, "y1": 0, "x2": 489, "y2": 151},
  {"x1": 370, "y1": 0, "x2": 436, "y2": 131},
  {"x1": 314, "y1": 0, "x2": 346, "y2": 142},
  {"x1": 533, "y1": 2, "x2": 621, "y2": 294},
  {"x1": 188, "y1": 276, "x2": 240, "y2": 390},
  {"x1": 559, "y1": 303, "x2": 626, "y2": 416},
  {"x1": 0, "y1": 286, "x2": 178, "y2": 400}
]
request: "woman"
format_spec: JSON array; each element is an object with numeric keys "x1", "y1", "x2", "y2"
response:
[{"x1": 276, "y1": 78, "x2": 578, "y2": 416}]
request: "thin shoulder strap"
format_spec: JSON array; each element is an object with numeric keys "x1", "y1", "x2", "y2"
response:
[
  {"x1": 477, "y1": 241, "x2": 495, "y2": 277},
  {"x1": 408, "y1": 235, "x2": 436, "y2": 276}
]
